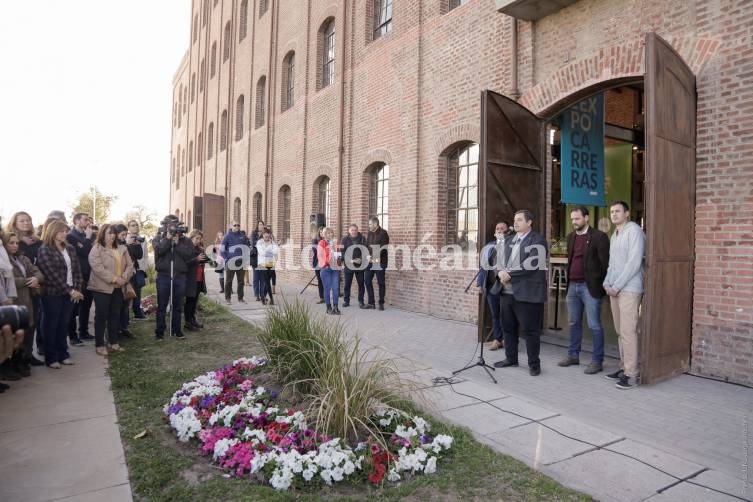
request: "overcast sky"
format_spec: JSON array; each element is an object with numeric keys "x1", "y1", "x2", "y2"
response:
[{"x1": 0, "y1": 0, "x2": 189, "y2": 227}]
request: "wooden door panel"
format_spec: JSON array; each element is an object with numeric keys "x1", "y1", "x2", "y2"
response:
[
  {"x1": 478, "y1": 90, "x2": 544, "y2": 341},
  {"x1": 641, "y1": 32, "x2": 696, "y2": 384}
]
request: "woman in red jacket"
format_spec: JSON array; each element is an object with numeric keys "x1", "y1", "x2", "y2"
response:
[{"x1": 317, "y1": 227, "x2": 341, "y2": 315}]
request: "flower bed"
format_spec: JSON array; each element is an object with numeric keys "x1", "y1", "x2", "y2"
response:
[{"x1": 164, "y1": 357, "x2": 453, "y2": 491}]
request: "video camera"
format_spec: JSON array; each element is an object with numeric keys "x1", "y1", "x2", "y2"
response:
[
  {"x1": 0, "y1": 305, "x2": 30, "y2": 332},
  {"x1": 159, "y1": 215, "x2": 188, "y2": 238}
]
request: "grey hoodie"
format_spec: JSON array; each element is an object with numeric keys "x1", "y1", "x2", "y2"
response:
[{"x1": 603, "y1": 221, "x2": 645, "y2": 294}]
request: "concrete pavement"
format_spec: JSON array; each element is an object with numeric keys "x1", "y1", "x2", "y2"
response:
[
  {"x1": 0, "y1": 344, "x2": 132, "y2": 502},
  {"x1": 214, "y1": 273, "x2": 753, "y2": 502}
]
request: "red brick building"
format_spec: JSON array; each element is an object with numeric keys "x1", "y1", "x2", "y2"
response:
[{"x1": 170, "y1": 0, "x2": 753, "y2": 386}]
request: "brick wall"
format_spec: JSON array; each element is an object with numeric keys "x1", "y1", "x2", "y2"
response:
[{"x1": 170, "y1": 0, "x2": 753, "y2": 385}]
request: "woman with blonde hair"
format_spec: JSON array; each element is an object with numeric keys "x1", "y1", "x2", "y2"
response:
[
  {"x1": 87, "y1": 224, "x2": 134, "y2": 356},
  {"x1": 5, "y1": 211, "x2": 42, "y2": 264},
  {"x1": 36, "y1": 220, "x2": 85, "y2": 368},
  {"x1": 317, "y1": 227, "x2": 341, "y2": 315}
]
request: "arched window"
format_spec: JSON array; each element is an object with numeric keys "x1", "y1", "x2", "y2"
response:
[
  {"x1": 278, "y1": 185, "x2": 291, "y2": 242},
  {"x1": 220, "y1": 110, "x2": 228, "y2": 151},
  {"x1": 316, "y1": 176, "x2": 331, "y2": 225},
  {"x1": 199, "y1": 59, "x2": 205, "y2": 92},
  {"x1": 255, "y1": 76, "x2": 266, "y2": 128},
  {"x1": 369, "y1": 163, "x2": 389, "y2": 230},
  {"x1": 281, "y1": 52, "x2": 295, "y2": 111},
  {"x1": 223, "y1": 22, "x2": 231, "y2": 62},
  {"x1": 259, "y1": 0, "x2": 268, "y2": 17},
  {"x1": 320, "y1": 19, "x2": 335, "y2": 89},
  {"x1": 193, "y1": 14, "x2": 198, "y2": 43},
  {"x1": 233, "y1": 197, "x2": 241, "y2": 223},
  {"x1": 197, "y1": 132, "x2": 203, "y2": 167},
  {"x1": 373, "y1": 0, "x2": 393, "y2": 40},
  {"x1": 239, "y1": 0, "x2": 248, "y2": 41},
  {"x1": 188, "y1": 141, "x2": 194, "y2": 172},
  {"x1": 207, "y1": 122, "x2": 214, "y2": 159},
  {"x1": 235, "y1": 94, "x2": 245, "y2": 141},
  {"x1": 210, "y1": 42, "x2": 217, "y2": 78},
  {"x1": 446, "y1": 142, "x2": 479, "y2": 250},
  {"x1": 253, "y1": 192, "x2": 263, "y2": 223}
]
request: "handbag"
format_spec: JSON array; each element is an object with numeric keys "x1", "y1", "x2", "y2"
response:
[
  {"x1": 124, "y1": 283, "x2": 137, "y2": 300},
  {"x1": 133, "y1": 270, "x2": 147, "y2": 289}
]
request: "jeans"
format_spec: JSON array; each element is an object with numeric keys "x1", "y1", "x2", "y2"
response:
[
  {"x1": 68, "y1": 287, "x2": 93, "y2": 338},
  {"x1": 225, "y1": 268, "x2": 244, "y2": 300},
  {"x1": 93, "y1": 289, "x2": 123, "y2": 347},
  {"x1": 41, "y1": 294, "x2": 74, "y2": 365},
  {"x1": 156, "y1": 274, "x2": 186, "y2": 336},
  {"x1": 500, "y1": 294, "x2": 543, "y2": 368},
  {"x1": 253, "y1": 268, "x2": 261, "y2": 298},
  {"x1": 364, "y1": 265, "x2": 386, "y2": 306},
  {"x1": 566, "y1": 282, "x2": 605, "y2": 363},
  {"x1": 320, "y1": 267, "x2": 340, "y2": 306},
  {"x1": 485, "y1": 290, "x2": 502, "y2": 342},
  {"x1": 259, "y1": 268, "x2": 274, "y2": 301},
  {"x1": 343, "y1": 270, "x2": 364, "y2": 305}
]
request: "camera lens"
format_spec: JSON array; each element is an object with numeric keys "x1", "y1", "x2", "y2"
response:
[{"x1": 0, "y1": 305, "x2": 30, "y2": 332}]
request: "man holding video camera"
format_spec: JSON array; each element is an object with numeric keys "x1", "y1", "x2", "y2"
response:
[
  {"x1": 152, "y1": 215, "x2": 201, "y2": 340},
  {"x1": 126, "y1": 220, "x2": 149, "y2": 320}
]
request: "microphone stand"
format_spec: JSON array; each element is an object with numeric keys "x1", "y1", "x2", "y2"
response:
[
  {"x1": 300, "y1": 273, "x2": 317, "y2": 294},
  {"x1": 452, "y1": 268, "x2": 498, "y2": 384}
]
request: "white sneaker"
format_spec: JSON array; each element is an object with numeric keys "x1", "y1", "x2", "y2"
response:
[{"x1": 60, "y1": 358, "x2": 75, "y2": 365}]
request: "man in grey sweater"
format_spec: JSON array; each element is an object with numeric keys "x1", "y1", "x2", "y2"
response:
[{"x1": 603, "y1": 200, "x2": 645, "y2": 390}]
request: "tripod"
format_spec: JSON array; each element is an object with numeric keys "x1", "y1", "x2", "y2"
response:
[
  {"x1": 300, "y1": 273, "x2": 317, "y2": 294},
  {"x1": 166, "y1": 239, "x2": 175, "y2": 333},
  {"x1": 452, "y1": 269, "x2": 498, "y2": 384}
]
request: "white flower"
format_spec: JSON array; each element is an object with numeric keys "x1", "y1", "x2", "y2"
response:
[
  {"x1": 343, "y1": 460, "x2": 356, "y2": 475},
  {"x1": 424, "y1": 456, "x2": 437, "y2": 474},
  {"x1": 412, "y1": 416, "x2": 429, "y2": 435},
  {"x1": 388, "y1": 469, "x2": 401, "y2": 482},
  {"x1": 169, "y1": 407, "x2": 201, "y2": 442},
  {"x1": 302, "y1": 468, "x2": 316, "y2": 481},
  {"x1": 432, "y1": 434, "x2": 454, "y2": 451},
  {"x1": 270, "y1": 467, "x2": 294, "y2": 491},
  {"x1": 394, "y1": 425, "x2": 417, "y2": 440},
  {"x1": 213, "y1": 438, "x2": 238, "y2": 461}
]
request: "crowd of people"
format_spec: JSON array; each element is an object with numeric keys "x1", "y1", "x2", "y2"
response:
[{"x1": 0, "y1": 210, "x2": 150, "y2": 392}]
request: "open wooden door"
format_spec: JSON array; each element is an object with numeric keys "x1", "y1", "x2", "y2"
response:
[
  {"x1": 640, "y1": 33, "x2": 696, "y2": 383},
  {"x1": 478, "y1": 90, "x2": 545, "y2": 341},
  {"x1": 202, "y1": 193, "x2": 226, "y2": 245}
]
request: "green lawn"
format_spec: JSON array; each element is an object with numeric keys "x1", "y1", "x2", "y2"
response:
[{"x1": 108, "y1": 291, "x2": 590, "y2": 501}]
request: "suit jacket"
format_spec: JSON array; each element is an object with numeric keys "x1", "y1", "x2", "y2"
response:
[
  {"x1": 566, "y1": 226, "x2": 610, "y2": 299},
  {"x1": 66, "y1": 228, "x2": 93, "y2": 280},
  {"x1": 477, "y1": 238, "x2": 506, "y2": 290},
  {"x1": 499, "y1": 230, "x2": 549, "y2": 304}
]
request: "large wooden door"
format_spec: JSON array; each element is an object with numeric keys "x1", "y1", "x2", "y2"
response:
[
  {"x1": 478, "y1": 90, "x2": 545, "y2": 340},
  {"x1": 202, "y1": 193, "x2": 226, "y2": 245},
  {"x1": 641, "y1": 33, "x2": 696, "y2": 383}
]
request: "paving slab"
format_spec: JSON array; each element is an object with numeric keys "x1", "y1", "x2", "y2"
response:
[
  {"x1": 486, "y1": 421, "x2": 597, "y2": 467},
  {"x1": 439, "y1": 402, "x2": 530, "y2": 434},
  {"x1": 645, "y1": 481, "x2": 743, "y2": 502},
  {"x1": 606, "y1": 439, "x2": 705, "y2": 480},
  {"x1": 55, "y1": 483, "x2": 133, "y2": 502},
  {"x1": 687, "y1": 470, "x2": 751, "y2": 501},
  {"x1": 487, "y1": 395, "x2": 559, "y2": 421},
  {"x1": 539, "y1": 415, "x2": 623, "y2": 447},
  {"x1": 0, "y1": 415, "x2": 130, "y2": 502},
  {"x1": 544, "y1": 449, "x2": 677, "y2": 502}
]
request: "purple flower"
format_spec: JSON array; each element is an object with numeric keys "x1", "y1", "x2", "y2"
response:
[
  {"x1": 167, "y1": 404, "x2": 184, "y2": 415},
  {"x1": 270, "y1": 390, "x2": 279, "y2": 399},
  {"x1": 420, "y1": 435, "x2": 433, "y2": 444}
]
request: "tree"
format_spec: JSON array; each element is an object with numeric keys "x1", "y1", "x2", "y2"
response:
[
  {"x1": 71, "y1": 186, "x2": 117, "y2": 224},
  {"x1": 124, "y1": 205, "x2": 158, "y2": 237}
]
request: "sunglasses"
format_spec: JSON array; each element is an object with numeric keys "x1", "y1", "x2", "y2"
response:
[{"x1": 233, "y1": 224, "x2": 240, "y2": 227}]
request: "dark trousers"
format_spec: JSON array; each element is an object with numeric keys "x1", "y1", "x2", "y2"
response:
[
  {"x1": 34, "y1": 297, "x2": 44, "y2": 353},
  {"x1": 315, "y1": 269, "x2": 324, "y2": 299},
  {"x1": 93, "y1": 289, "x2": 124, "y2": 347},
  {"x1": 486, "y1": 290, "x2": 503, "y2": 342},
  {"x1": 252, "y1": 268, "x2": 261, "y2": 298},
  {"x1": 259, "y1": 268, "x2": 274, "y2": 301},
  {"x1": 225, "y1": 268, "x2": 244, "y2": 300},
  {"x1": 364, "y1": 266, "x2": 386, "y2": 306},
  {"x1": 185, "y1": 294, "x2": 198, "y2": 324},
  {"x1": 500, "y1": 294, "x2": 543, "y2": 368},
  {"x1": 22, "y1": 323, "x2": 36, "y2": 359},
  {"x1": 156, "y1": 274, "x2": 186, "y2": 336},
  {"x1": 68, "y1": 287, "x2": 93, "y2": 338},
  {"x1": 132, "y1": 272, "x2": 145, "y2": 317},
  {"x1": 343, "y1": 270, "x2": 365, "y2": 305},
  {"x1": 41, "y1": 294, "x2": 73, "y2": 365}
]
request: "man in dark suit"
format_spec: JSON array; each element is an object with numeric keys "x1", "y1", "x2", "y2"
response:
[
  {"x1": 66, "y1": 212, "x2": 94, "y2": 345},
  {"x1": 493, "y1": 210, "x2": 549, "y2": 376},
  {"x1": 557, "y1": 206, "x2": 610, "y2": 374},
  {"x1": 477, "y1": 222, "x2": 509, "y2": 351}
]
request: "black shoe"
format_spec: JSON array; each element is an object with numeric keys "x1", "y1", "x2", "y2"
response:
[
  {"x1": 529, "y1": 366, "x2": 541, "y2": 376},
  {"x1": 378, "y1": 304, "x2": 384, "y2": 311},
  {"x1": 342, "y1": 302, "x2": 349, "y2": 308},
  {"x1": 69, "y1": 336, "x2": 84, "y2": 346},
  {"x1": 0, "y1": 361, "x2": 22, "y2": 381},
  {"x1": 155, "y1": 333, "x2": 164, "y2": 341},
  {"x1": 27, "y1": 356, "x2": 45, "y2": 366},
  {"x1": 132, "y1": 315, "x2": 148, "y2": 321},
  {"x1": 191, "y1": 320, "x2": 203, "y2": 329},
  {"x1": 326, "y1": 305, "x2": 333, "y2": 314},
  {"x1": 0, "y1": 382, "x2": 8, "y2": 392},
  {"x1": 604, "y1": 369, "x2": 624, "y2": 380},
  {"x1": 615, "y1": 375, "x2": 634, "y2": 389},
  {"x1": 12, "y1": 352, "x2": 31, "y2": 377},
  {"x1": 493, "y1": 359, "x2": 518, "y2": 368},
  {"x1": 184, "y1": 323, "x2": 198, "y2": 332},
  {"x1": 256, "y1": 296, "x2": 261, "y2": 301},
  {"x1": 268, "y1": 296, "x2": 274, "y2": 305},
  {"x1": 119, "y1": 329, "x2": 133, "y2": 338},
  {"x1": 80, "y1": 332, "x2": 96, "y2": 340},
  {"x1": 360, "y1": 304, "x2": 376, "y2": 310},
  {"x1": 358, "y1": 302, "x2": 365, "y2": 308},
  {"x1": 171, "y1": 332, "x2": 186, "y2": 340},
  {"x1": 332, "y1": 306, "x2": 341, "y2": 315}
]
